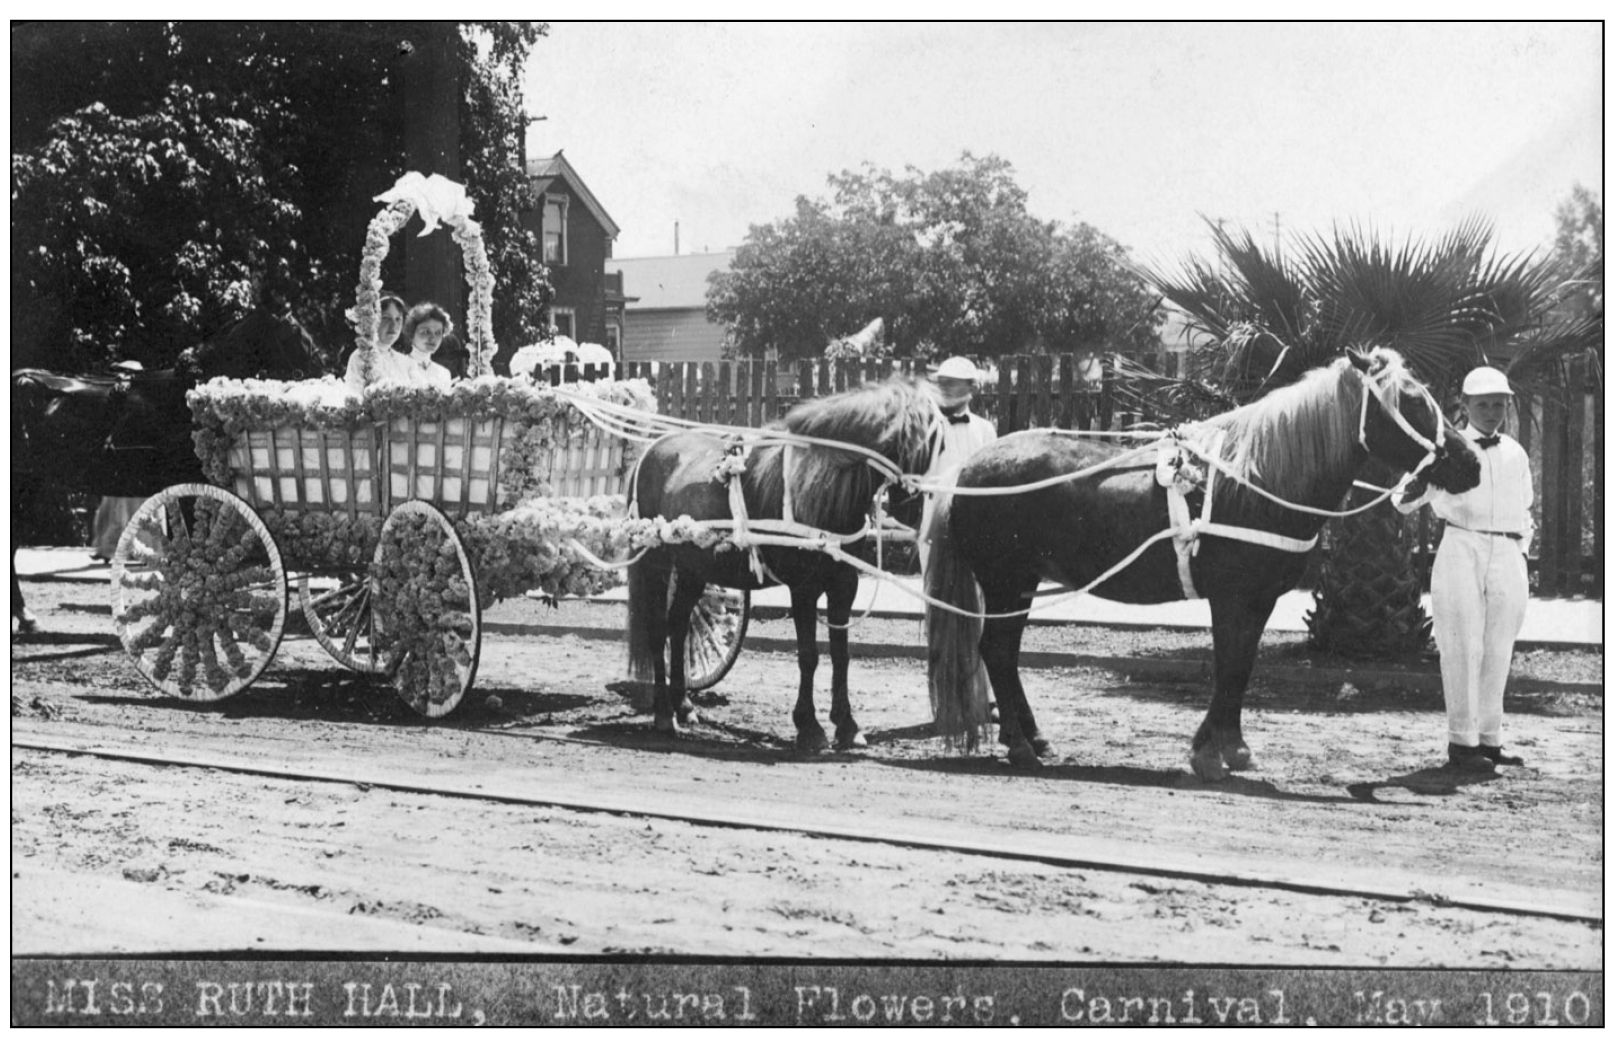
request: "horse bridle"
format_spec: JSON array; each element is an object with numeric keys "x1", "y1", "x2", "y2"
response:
[{"x1": 1356, "y1": 373, "x2": 1446, "y2": 475}]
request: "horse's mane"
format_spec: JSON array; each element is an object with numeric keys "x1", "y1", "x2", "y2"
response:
[
  {"x1": 1205, "y1": 347, "x2": 1416, "y2": 512},
  {"x1": 745, "y1": 376, "x2": 939, "y2": 531}
]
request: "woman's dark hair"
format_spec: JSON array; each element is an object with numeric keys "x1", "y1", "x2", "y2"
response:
[
  {"x1": 380, "y1": 293, "x2": 407, "y2": 318},
  {"x1": 402, "y1": 302, "x2": 454, "y2": 345}
]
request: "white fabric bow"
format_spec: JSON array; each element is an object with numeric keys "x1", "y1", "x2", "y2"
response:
[{"x1": 374, "y1": 172, "x2": 476, "y2": 236}]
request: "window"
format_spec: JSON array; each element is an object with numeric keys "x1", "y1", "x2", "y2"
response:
[
  {"x1": 604, "y1": 322, "x2": 621, "y2": 355},
  {"x1": 550, "y1": 307, "x2": 576, "y2": 340},
  {"x1": 542, "y1": 194, "x2": 568, "y2": 265}
]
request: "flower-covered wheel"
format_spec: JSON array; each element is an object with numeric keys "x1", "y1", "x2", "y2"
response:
[
  {"x1": 299, "y1": 571, "x2": 384, "y2": 673},
  {"x1": 685, "y1": 586, "x2": 749, "y2": 692},
  {"x1": 371, "y1": 500, "x2": 482, "y2": 718},
  {"x1": 109, "y1": 483, "x2": 287, "y2": 701}
]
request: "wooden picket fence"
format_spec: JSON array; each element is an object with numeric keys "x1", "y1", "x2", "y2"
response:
[
  {"x1": 543, "y1": 353, "x2": 1601, "y2": 599},
  {"x1": 545, "y1": 355, "x2": 1115, "y2": 433}
]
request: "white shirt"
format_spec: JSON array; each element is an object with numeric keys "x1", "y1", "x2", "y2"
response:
[
  {"x1": 346, "y1": 347, "x2": 453, "y2": 393},
  {"x1": 927, "y1": 408, "x2": 998, "y2": 483},
  {"x1": 1394, "y1": 425, "x2": 1534, "y2": 543}
]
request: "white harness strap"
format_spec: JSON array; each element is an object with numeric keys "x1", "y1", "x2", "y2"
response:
[{"x1": 1161, "y1": 428, "x2": 1317, "y2": 600}]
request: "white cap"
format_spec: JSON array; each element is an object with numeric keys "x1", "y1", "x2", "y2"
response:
[
  {"x1": 934, "y1": 356, "x2": 980, "y2": 381},
  {"x1": 1461, "y1": 366, "x2": 1511, "y2": 396}
]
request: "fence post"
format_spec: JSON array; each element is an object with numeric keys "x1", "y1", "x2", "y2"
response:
[
  {"x1": 1033, "y1": 354, "x2": 1054, "y2": 429},
  {"x1": 992, "y1": 362, "x2": 1013, "y2": 436},
  {"x1": 718, "y1": 361, "x2": 734, "y2": 427},
  {"x1": 1099, "y1": 354, "x2": 1115, "y2": 430},
  {"x1": 1057, "y1": 355, "x2": 1077, "y2": 430},
  {"x1": 1012, "y1": 356, "x2": 1032, "y2": 432},
  {"x1": 675, "y1": 361, "x2": 694, "y2": 423},
  {"x1": 1563, "y1": 359, "x2": 1586, "y2": 595},
  {"x1": 1591, "y1": 359, "x2": 1603, "y2": 598},
  {"x1": 1539, "y1": 389, "x2": 1566, "y2": 595}
]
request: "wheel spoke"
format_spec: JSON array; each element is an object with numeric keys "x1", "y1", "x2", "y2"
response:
[
  {"x1": 112, "y1": 485, "x2": 285, "y2": 702},
  {"x1": 372, "y1": 501, "x2": 481, "y2": 717}
]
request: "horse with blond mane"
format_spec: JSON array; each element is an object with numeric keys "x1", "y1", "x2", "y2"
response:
[{"x1": 924, "y1": 348, "x2": 1482, "y2": 780}]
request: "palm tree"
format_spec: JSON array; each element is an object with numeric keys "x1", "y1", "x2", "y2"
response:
[{"x1": 1139, "y1": 218, "x2": 1568, "y2": 657}]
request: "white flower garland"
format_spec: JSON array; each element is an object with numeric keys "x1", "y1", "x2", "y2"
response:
[{"x1": 350, "y1": 173, "x2": 498, "y2": 386}]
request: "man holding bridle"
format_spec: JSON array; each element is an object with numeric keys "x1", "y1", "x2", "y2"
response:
[{"x1": 1395, "y1": 366, "x2": 1534, "y2": 774}]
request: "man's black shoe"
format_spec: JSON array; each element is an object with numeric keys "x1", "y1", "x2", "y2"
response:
[
  {"x1": 1479, "y1": 745, "x2": 1525, "y2": 767},
  {"x1": 1445, "y1": 743, "x2": 1496, "y2": 773}
]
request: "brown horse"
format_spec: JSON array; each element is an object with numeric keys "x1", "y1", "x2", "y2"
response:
[
  {"x1": 626, "y1": 376, "x2": 941, "y2": 751},
  {"x1": 925, "y1": 348, "x2": 1482, "y2": 779},
  {"x1": 12, "y1": 309, "x2": 322, "y2": 634}
]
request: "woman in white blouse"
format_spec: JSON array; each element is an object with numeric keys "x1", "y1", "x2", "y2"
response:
[{"x1": 345, "y1": 298, "x2": 454, "y2": 391}]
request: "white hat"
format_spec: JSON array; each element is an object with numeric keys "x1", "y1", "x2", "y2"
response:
[
  {"x1": 934, "y1": 356, "x2": 980, "y2": 382},
  {"x1": 1461, "y1": 366, "x2": 1511, "y2": 396}
]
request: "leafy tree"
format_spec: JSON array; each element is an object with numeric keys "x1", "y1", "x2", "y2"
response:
[
  {"x1": 707, "y1": 153, "x2": 1162, "y2": 361},
  {"x1": 11, "y1": 21, "x2": 550, "y2": 373},
  {"x1": 1143, "y1": 219, "x2": 1565, "y2": 658},
  {"x1": 1548, "y1": 183, "x2": 1602, "y2": 318}
]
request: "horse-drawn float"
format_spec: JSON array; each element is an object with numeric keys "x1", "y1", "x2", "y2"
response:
[
  {"x1": 101, "y1": 173, "x2": 1484, "y2": 779},
  {"x1": 107, "y1": 174, "x2": 750, "y2": 718}
]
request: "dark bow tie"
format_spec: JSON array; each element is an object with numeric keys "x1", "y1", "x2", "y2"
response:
[
  {"x1": 1475, "y1": 434, "x2": 1501, "y2": 449},
  {"x1": 944, "y1": 412, "x2": 972, "y2": 425}
]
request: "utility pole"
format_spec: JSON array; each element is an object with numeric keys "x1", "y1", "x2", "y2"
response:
[{"x1": 1271, "y1": 211, "x2": 1282, "y2": 255}]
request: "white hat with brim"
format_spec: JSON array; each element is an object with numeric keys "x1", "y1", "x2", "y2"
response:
[
  {"x1": 933, "y1": 356, "x2": 980, "y2": 381},
  {"x1": 1461, "y1": 366, "x2": 1512, "y2": 396}
]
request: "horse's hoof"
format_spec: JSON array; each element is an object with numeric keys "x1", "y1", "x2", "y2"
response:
[
  {"x1": 1190, "y1": 747, "x2": 1230, "y2": 782},
  {"x1": 834, "y1": 729, "x2": 867, "y2": 751},
  {"x1": 1029, "y1": 735, "x2": 1053, "y2": 758},
  {"x1": 1007, "y1": 743, "x2": 1043, "y2": 770},
  {"x1": 1225, "y1": 744, "x2": 1254, "y2": 772},
  {"x1": 675, "y1": 703, "x2": 700, "y2": 725},
  {"x1": 654, "y1": 714, "x2": 682, "y2": 735},
  {"x1": 796, "y1": 729, "x2": 830, "y2": 754}
]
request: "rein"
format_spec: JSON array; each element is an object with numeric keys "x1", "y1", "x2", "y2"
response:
[{"x1": 558, "y1": 366, "x2": 1450, "y2": 625}]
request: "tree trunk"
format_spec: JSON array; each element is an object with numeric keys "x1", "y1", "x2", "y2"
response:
[
  {"x1": 399, "y1": 22, "x2": 463, "y2": 321},
  {"x1": 1305, "y1": 464, "x2": 1432, "y2": 659}
]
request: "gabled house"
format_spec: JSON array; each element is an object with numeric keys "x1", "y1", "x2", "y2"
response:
[
  {"x1": 605, "y1": 249, "x2": 736, "y2": 362},
  {"x1": 522, "y1": 151, "x2": 623, "y2": 359}
]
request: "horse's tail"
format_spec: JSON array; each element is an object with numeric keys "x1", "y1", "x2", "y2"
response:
[
  {"x1": 923, "y1": 494, "x2": 992, "y2": 750},
  {"x1": 625, "y1": 556, "x2": 664, "y2": 683}
]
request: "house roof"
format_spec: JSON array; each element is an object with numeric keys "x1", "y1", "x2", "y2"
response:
[
  {"x1": 526, "y1": 151, "x2": 620, "y2": 239},
  {"x1": 606, "y1": 250, "x2": 736, "y2": 311}
]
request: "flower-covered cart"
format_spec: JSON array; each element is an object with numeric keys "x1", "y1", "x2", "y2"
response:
[{"x1": 107, "y1": 175, "x2": 748, "y2": 718}]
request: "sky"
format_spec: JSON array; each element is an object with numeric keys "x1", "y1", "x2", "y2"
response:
[{"x1": 523, "y1": 22, "x2": 1601, "y2": 268}]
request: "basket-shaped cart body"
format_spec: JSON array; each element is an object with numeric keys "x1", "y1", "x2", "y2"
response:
[{"x1": 112, "y1": 173, "x2": 749, "y2": 717}]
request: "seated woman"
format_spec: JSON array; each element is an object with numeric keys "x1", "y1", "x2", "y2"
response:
[
  {"x1": 345, "y1": 299, "x2": 455, "y2": 391},
  {"x1": 344, "y1": 293, "x2": 409, "y2": 390}
]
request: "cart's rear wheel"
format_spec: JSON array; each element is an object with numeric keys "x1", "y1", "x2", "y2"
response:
[
  {"x1": 299, "y1": 571, "x2": 385, "y2": 672},
  {"x1": 110, "y1": 483, "x2": 287, "y2": 701},
  {"x1": 685, "y1": 585, "x2": 749, "y2": 692},
  {"x1": 371, "y1": 500, "x2": 482, "y2": 718}
]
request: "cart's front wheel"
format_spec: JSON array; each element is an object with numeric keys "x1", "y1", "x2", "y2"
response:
[
  {"x1": 109, "y1": 483, "x2": 287, "y2": 701},
  {"x1": 299, "y1": 571, "x2": 385, "y2": 672},
  {"x1": 371, "y1": 501, "x2": 482, "y2": 718},
  {"x1": 685, "y1": 585, "x2": 749, "y2": 692}
]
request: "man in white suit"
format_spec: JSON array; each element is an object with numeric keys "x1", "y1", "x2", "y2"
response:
[{"x1": 1395, "y1": 366, "x2": 1534, "y2": 774}]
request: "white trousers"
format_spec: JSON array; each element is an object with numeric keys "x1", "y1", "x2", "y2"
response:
[{"x1": 1431, "y1": 528, "x2": 1528, "y2": 747}]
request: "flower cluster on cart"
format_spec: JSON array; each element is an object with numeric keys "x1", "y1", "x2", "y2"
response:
[{"x1": 115, "y1": 173, "x2": 751, "y2": 712}]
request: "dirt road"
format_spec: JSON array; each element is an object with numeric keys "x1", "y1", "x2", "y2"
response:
[{"x1": 10, "y1": 578, "x2": 1602, "y2": 967}]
